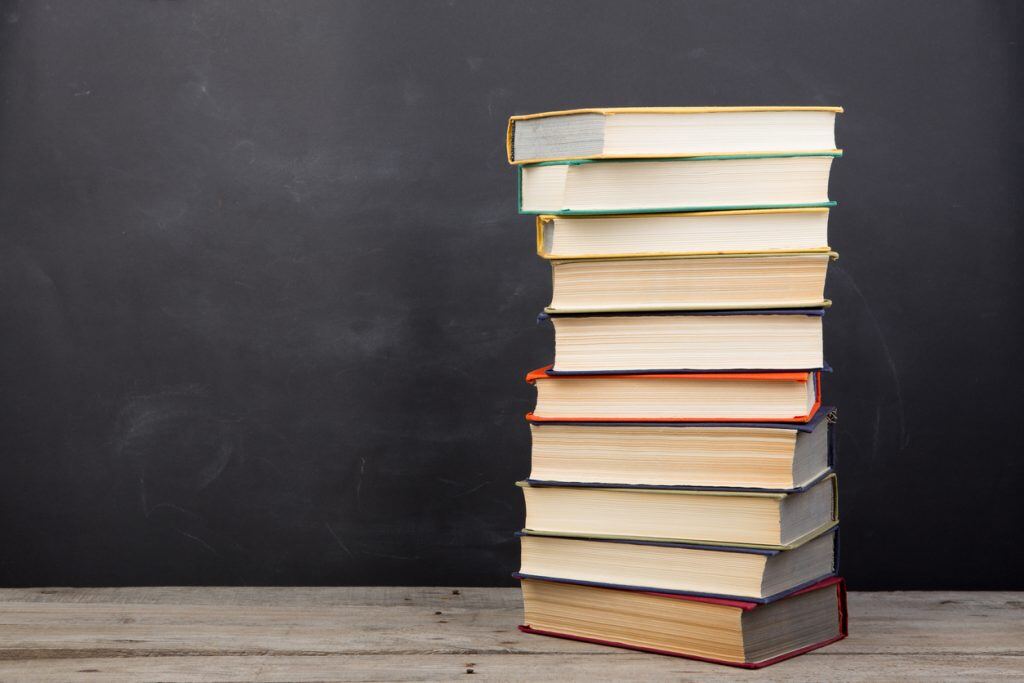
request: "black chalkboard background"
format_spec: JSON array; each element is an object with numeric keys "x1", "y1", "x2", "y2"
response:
[{"x1": 0, "y1": 0, "x2": 1021, "y2": 588}]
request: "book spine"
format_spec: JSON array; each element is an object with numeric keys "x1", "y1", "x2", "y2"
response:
[{"x1": 506, "y1": 118, "x2": 516, "y2": 163}]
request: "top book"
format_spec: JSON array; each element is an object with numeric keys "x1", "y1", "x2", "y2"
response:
[{"x1": 507, "y1": 107, "x2": 842, "y2": 164}]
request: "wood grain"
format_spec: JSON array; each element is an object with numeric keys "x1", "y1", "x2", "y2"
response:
[{"x1": 0, "y1": 588, "x2": 1020, "y2": 681}]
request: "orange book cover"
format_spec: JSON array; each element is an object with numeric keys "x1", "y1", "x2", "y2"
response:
[{"x1": 524, "y1": 366, "x2": 822, "y2": 424}]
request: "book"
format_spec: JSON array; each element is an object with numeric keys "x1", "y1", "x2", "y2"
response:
[
  {"x1": 545, "y1": 252, "x2": 834, "y2": 314},
  {"x1": 536, "y1": 208, "x2": 831, "y2": 259},
  {"x1": 543, "y1": 309, "x2": 825, "y2": 373},
  {"x1": 518, "y1": 153, "x2": 839, "y2": 215},
  {"x1": 526, "y1": 367, "x2": 822, "y2": 423},
  {"x1": 507, "y1": 107, "x2": 842, "y2": 165},
  {"x1": 516, "y1": 526, "x2": 837, "y2": 602},
  {"x1": 528, "y1": 407, "x2": 833, "y2": 490},
  {"x1": 518, "y1": 576, "x2": 847, "y2": 668},
  {"x1": 519, "y1": 474, "x2": 837, "y2": 548},
  {"x1": 507, "y1": 104, "x2": 848, "y2": 667}
]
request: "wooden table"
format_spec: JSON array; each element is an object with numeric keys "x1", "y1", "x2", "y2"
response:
[{"x1": 0, "y1": 587, "x2": 1020, "y2": 681}]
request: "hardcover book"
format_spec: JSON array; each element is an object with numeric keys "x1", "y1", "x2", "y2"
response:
[
  {"x1": 519, "y1": 576, "x2": 847, "y2": 668},
  {"x1": 528, "y1": 406, "x2": 834, "y2": 490},
  {"x1": 536, "y1": 207, "x2": 831, "y2": 259},
  {"x1": 507, "y1": 106, "x2": 842, "y2": 164},
  {"x1": 516, "y1": 526, "x2": 838, "y2": 602},
  {"x1": 542, "y1": 308, "x2": 826, "y2": 373},
  {"x1": 517, "y1": 153, "x2": 840, "y2": 215},
  {"x1": 519, "y1": 474, "x2": 838, "y2": 549},
  {"x1": 526, "y1": 367, "x2": 822, "y2": 423},
  {"x1": 544, "y1": 252, "x2": 835, "y2": 313}
]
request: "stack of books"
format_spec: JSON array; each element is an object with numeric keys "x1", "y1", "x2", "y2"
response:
[{"x1": 506, "y1": 107, "x2": 847, "y2": 668}]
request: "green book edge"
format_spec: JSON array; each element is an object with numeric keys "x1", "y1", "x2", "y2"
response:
[{"x1": 528, "y1": 151, "x2": 844, "y2": 167}]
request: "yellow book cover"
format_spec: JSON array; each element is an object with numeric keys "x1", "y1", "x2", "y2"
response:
[{"x1": 535, "y1": 207, "x2": 833, "y2": 259}]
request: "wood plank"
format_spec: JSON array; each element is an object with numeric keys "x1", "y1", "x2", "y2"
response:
[
  {"x1": 0, "y1": 588, "x2": 1020, "y2": 681},
  {"x1": 2, "y1": 653, "x2": 1024, "y2": 682}
]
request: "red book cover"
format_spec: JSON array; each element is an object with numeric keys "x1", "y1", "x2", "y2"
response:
[{"x1": 519, "y1": 576, "x2": 847, "y2": 669}]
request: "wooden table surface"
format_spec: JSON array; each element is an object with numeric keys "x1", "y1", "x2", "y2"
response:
[{"x1": 0, "y1": 587, "x2": 1020, "y2": 681}]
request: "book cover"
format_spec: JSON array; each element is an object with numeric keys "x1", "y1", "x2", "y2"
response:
[{"x1": 525, "y1": 367, "x2": 823, "y2": 424}]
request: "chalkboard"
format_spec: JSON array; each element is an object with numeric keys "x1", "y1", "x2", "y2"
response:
[{"x1": 0, "y1": 0, "x2": 1021, "y2": 588}]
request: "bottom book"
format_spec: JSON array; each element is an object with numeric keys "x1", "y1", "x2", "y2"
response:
[{"x1": 519, "y1": 575, "x2": 847, "y2": 669}]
